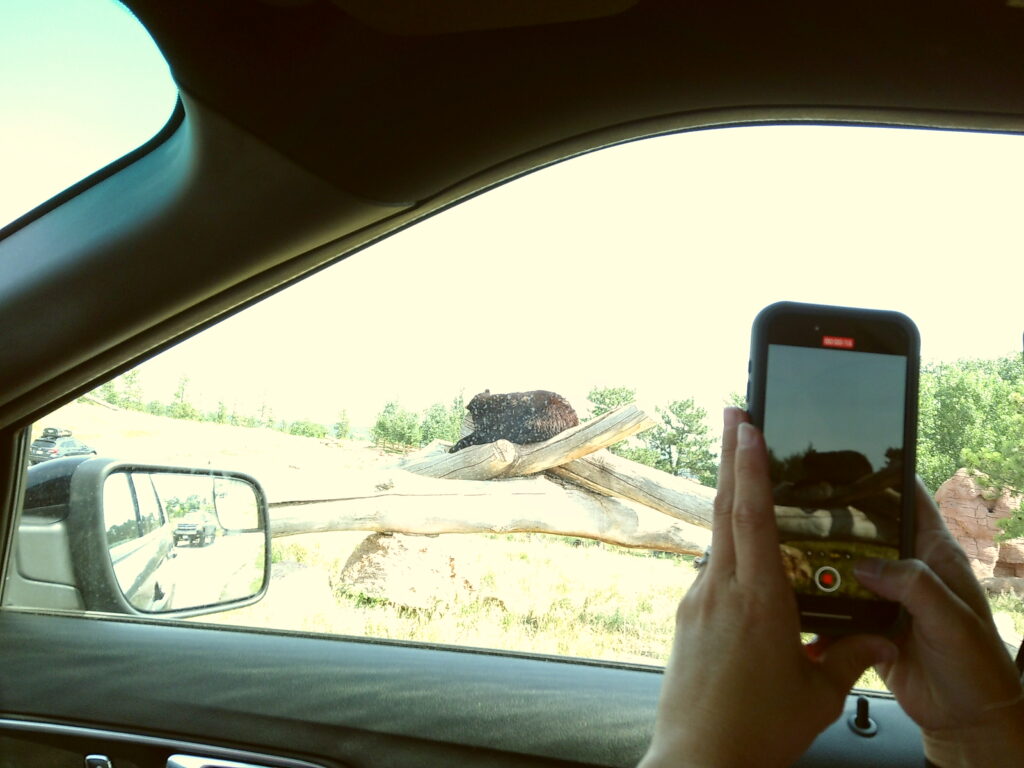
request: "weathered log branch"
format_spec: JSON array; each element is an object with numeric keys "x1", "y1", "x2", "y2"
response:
[
  {"x1": 400, "y1": 404, "x2": 657, "y2": 480},
  {"x1": 269, "y1": 471, "x2": 710, "y2": 555},
  {"x1": 502, "y1": 404, "x2": 657, "y2": 476},
  {"x1": 399, "y1": 439, "x2": 516, "y2": 480},
  {"x1": 547, "y1": 449, "x2": 715, "y2": 528}
]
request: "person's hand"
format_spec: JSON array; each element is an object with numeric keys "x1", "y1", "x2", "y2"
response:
[
  {"x1": 854, "y1": 480, "x2": 1024, "y2": 767},
  {"x1": 639, "y1": 408, "x2": 894, "y2": 768}
]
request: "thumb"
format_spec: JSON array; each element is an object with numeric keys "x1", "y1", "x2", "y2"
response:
[{"x1": 818, "y1": 635, "x2": 898, "y2": 695}]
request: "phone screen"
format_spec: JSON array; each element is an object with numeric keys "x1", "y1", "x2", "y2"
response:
[{"x1": 762, "y1": 341, "x2": 908, "y2": 601}]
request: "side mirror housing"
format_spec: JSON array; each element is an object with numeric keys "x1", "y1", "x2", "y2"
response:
[{"x1": 9, "y1": 457, "x2": 270, "y2": 618}]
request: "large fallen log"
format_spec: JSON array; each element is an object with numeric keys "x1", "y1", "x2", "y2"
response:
[
  {"x1": 398, "y1": 404, "x2": 656, "y2": 480},
  {"x1": 547, "y1": 449, "x2": 716, "y2": 528},
  {"x1": 398, "y1": 439, "x2": 516, "y2": 480},
  {"x1": 268, "y1": 471, "x2": 710, "y2": 555}
]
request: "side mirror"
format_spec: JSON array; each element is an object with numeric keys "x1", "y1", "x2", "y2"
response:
[
  {"x1": 103, "y1": 469, "x2": 266, "y2": 613},
  {"x1": 12, "y1": 457, "x2": 270, "y2": 618}
]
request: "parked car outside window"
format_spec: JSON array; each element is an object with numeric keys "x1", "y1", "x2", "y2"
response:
[{"x1": 27, "y1": 428, "x2": 97, "y2": 464}]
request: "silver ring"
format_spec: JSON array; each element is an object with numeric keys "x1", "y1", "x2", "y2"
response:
[{"x1": 694, "y1": 547, "x2": 711, "y2": 569}]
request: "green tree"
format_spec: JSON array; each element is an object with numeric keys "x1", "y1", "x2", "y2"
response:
[
  {"x1": 333, "y1": 409, "x2": 351, "y2": 440},
  {"x1": 725, "y1": 390, "x2": 747, "y2": 410},
  {"x1": 916, "y1": 356, "x2": 1024, "y2": 539},
  {"x1": 644, "y1": 398, "x2": 718, "y2": 486},
  {"x1": 166, "y1": 376, "x2": 200, "y2": 420},
  {"x1": 917, "y1": 357, "x2": 1021, "y2": 491},
  {"x1": 586, "y1": 385, "x2": 651, "y2": 462},
  {"x1": 257, "y1": 400, "x2": 275, "y2": 429},
  {"x1": 614, "y1": 443, "x2": 662, "y2": 467},
  {"x1": 371, "y1": 402, "x2": 397, "y2": 447},
  {"x1": 371, "y1": 401, "x2": 421, "y2": 449},
  {"x1": 585, "y1": 385, "x2": 636, "y2": 421},
  {"x1": 448, "y1": 393, "x2": 465, "y2": 440},
  {"x1": 420, "y1": 403, "x2": 453, "y2": 445},
  {"x1": 97, "y1": 380, "x2": 120, "y2": 407},
  {"x1": 391, "y1": 408, "x2": 421, "y2": 448},
  {"x1": 586, "y1": 387, "x2": 718, "y2": 484},
  {"x1": 419, "y1": 395, "x2": 465, "y2": 446},
  {"x1": 288, "y1": 420, "x2": 328, "y2": 439},
  {"x1": 164, "y1": 494, "x2": 204, "y2": 519},
  {"x1": 118, "y1": 370, "x2": 144, "y2": 411},
  {"x1": 206, "y1": 400, "x2": 229, "y2": 424}
]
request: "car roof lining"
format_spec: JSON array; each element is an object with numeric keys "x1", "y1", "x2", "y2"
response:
[
  {"x1": 3, "y1": 0, "x2": 1024, "y2": 428},
  {"x1": 126, "y1": 0, "x2": 1024, "y2": 203}
]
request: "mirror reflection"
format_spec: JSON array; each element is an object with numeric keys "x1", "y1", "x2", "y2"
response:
[{"x1": 103, "y1": 470, "x2": 266, "y2": 612}]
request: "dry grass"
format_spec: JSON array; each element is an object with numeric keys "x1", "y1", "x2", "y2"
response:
[{"x1": 209, "y1": 532, "x2": 695, "y2": 665}]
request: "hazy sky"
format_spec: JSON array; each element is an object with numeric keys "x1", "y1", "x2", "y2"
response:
[
  {"x1": 5, "y1": 1, "x2": 1024, "y2": 434},
  {"x1": 763, "y1": 346, "x2": 906, "y2": 470},
  {"x1": 0, "y1": 0, "x2": 177, "y2": 225},
  {"x1": 135, "y1": 125, "x2": 1023, "y2": 432}
]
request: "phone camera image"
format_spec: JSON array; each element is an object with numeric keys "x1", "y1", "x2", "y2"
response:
[
  {"x1": 749, "y1": 302, "x2": 920, "y2": 630},
  {"x1": 766, "y1": 344, "x2": 906, "y2": 600}
]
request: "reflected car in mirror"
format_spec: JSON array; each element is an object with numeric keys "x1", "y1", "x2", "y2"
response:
[{"x1": 9, "y1": 456, "x2": 270, "y2": 617}]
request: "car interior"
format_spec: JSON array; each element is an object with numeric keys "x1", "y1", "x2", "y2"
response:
[{"x1": 2, "y1": 1, "x2": 1024, "y2": 767}]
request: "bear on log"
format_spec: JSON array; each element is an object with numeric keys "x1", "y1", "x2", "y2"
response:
[{"x1": 449, "y1": 389, "x2": 579, "y2": 453}]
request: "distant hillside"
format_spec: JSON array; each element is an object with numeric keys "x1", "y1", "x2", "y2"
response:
[{"x1": 34, "y1": 400, "x2": 390, "y2": 500}]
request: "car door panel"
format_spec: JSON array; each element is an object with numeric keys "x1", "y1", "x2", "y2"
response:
[
  {"x1": 0, "y1": 611, "x2": 923, "y2": 767},
  {"x1": 0, "y1": 723, "x2": 328, "y2": 768},
  {"x1": 0, "y1": 611, "x2": 655, "y2": 767}
]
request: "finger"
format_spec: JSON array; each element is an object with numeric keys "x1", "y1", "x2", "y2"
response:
[
  {"x1": 853, "y1": 557, "x2": 974, "y2": 637},
  {"x1": 854, "y1": 557, "x2": 1021, "y2": 697},
  {"x1": 912, "y1": 476, "x2": 948, "y2": 534},
  {"x1": 709, "y1": 407, "x2": 746, "y2": 576},
  {"x1": 732, "y1": 422, "x2": 785, "y2": 587},
  {"x1": 910, "y1": 478, "x2": 992, "y2": 619},
  {"x1": 818, "y1": 634, "x2": 898, "y2": 696}
]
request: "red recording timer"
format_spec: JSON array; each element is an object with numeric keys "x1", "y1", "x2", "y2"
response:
[{"x1": 822, "y1": 335, "x2": 855, "y2": 349}]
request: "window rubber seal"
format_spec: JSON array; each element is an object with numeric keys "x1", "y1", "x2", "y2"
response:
[{"x1": 0, "y1": 98, "x2": 185, "y2": 243}]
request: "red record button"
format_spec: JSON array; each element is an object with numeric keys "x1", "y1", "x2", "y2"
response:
[{"x1": 815, "y1": 566, "x2": 841, "y2": 592}]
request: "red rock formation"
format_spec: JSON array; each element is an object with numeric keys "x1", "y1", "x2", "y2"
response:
[{"x1": 935, "y1": 469, "x2": 1024, "y2": 581}]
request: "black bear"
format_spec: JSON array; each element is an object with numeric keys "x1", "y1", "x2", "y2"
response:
[
  {"x1": 449, "y1": 389, "x2": 579, "y2": 453},
  {"x1": 774, "y1": 448, "x2": 875, "y2": 509},
  {"x1": 798, "y1": 449, "x2": 873, "y2": 488}
]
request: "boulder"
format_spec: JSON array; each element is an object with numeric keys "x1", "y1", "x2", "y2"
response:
[
  {"x1": 333, "y1": 532, "x2": 476, "y2": 611},
  {"x1": 935, "y1": 469, "x2": 1024, "y2": 580}
]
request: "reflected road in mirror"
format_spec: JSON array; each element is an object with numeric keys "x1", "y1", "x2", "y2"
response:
[{"x1": 104, "y1": 469, "x2": 266, "y2": 613}]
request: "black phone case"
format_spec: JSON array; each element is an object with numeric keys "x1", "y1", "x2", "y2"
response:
[{"x1": 747, "y1": 301, "x2": 920, "y2": 635}]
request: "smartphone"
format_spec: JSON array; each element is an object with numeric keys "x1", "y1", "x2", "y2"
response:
[{"x1": 747, "y1": 301, "x2": 919, "y2": 635}]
